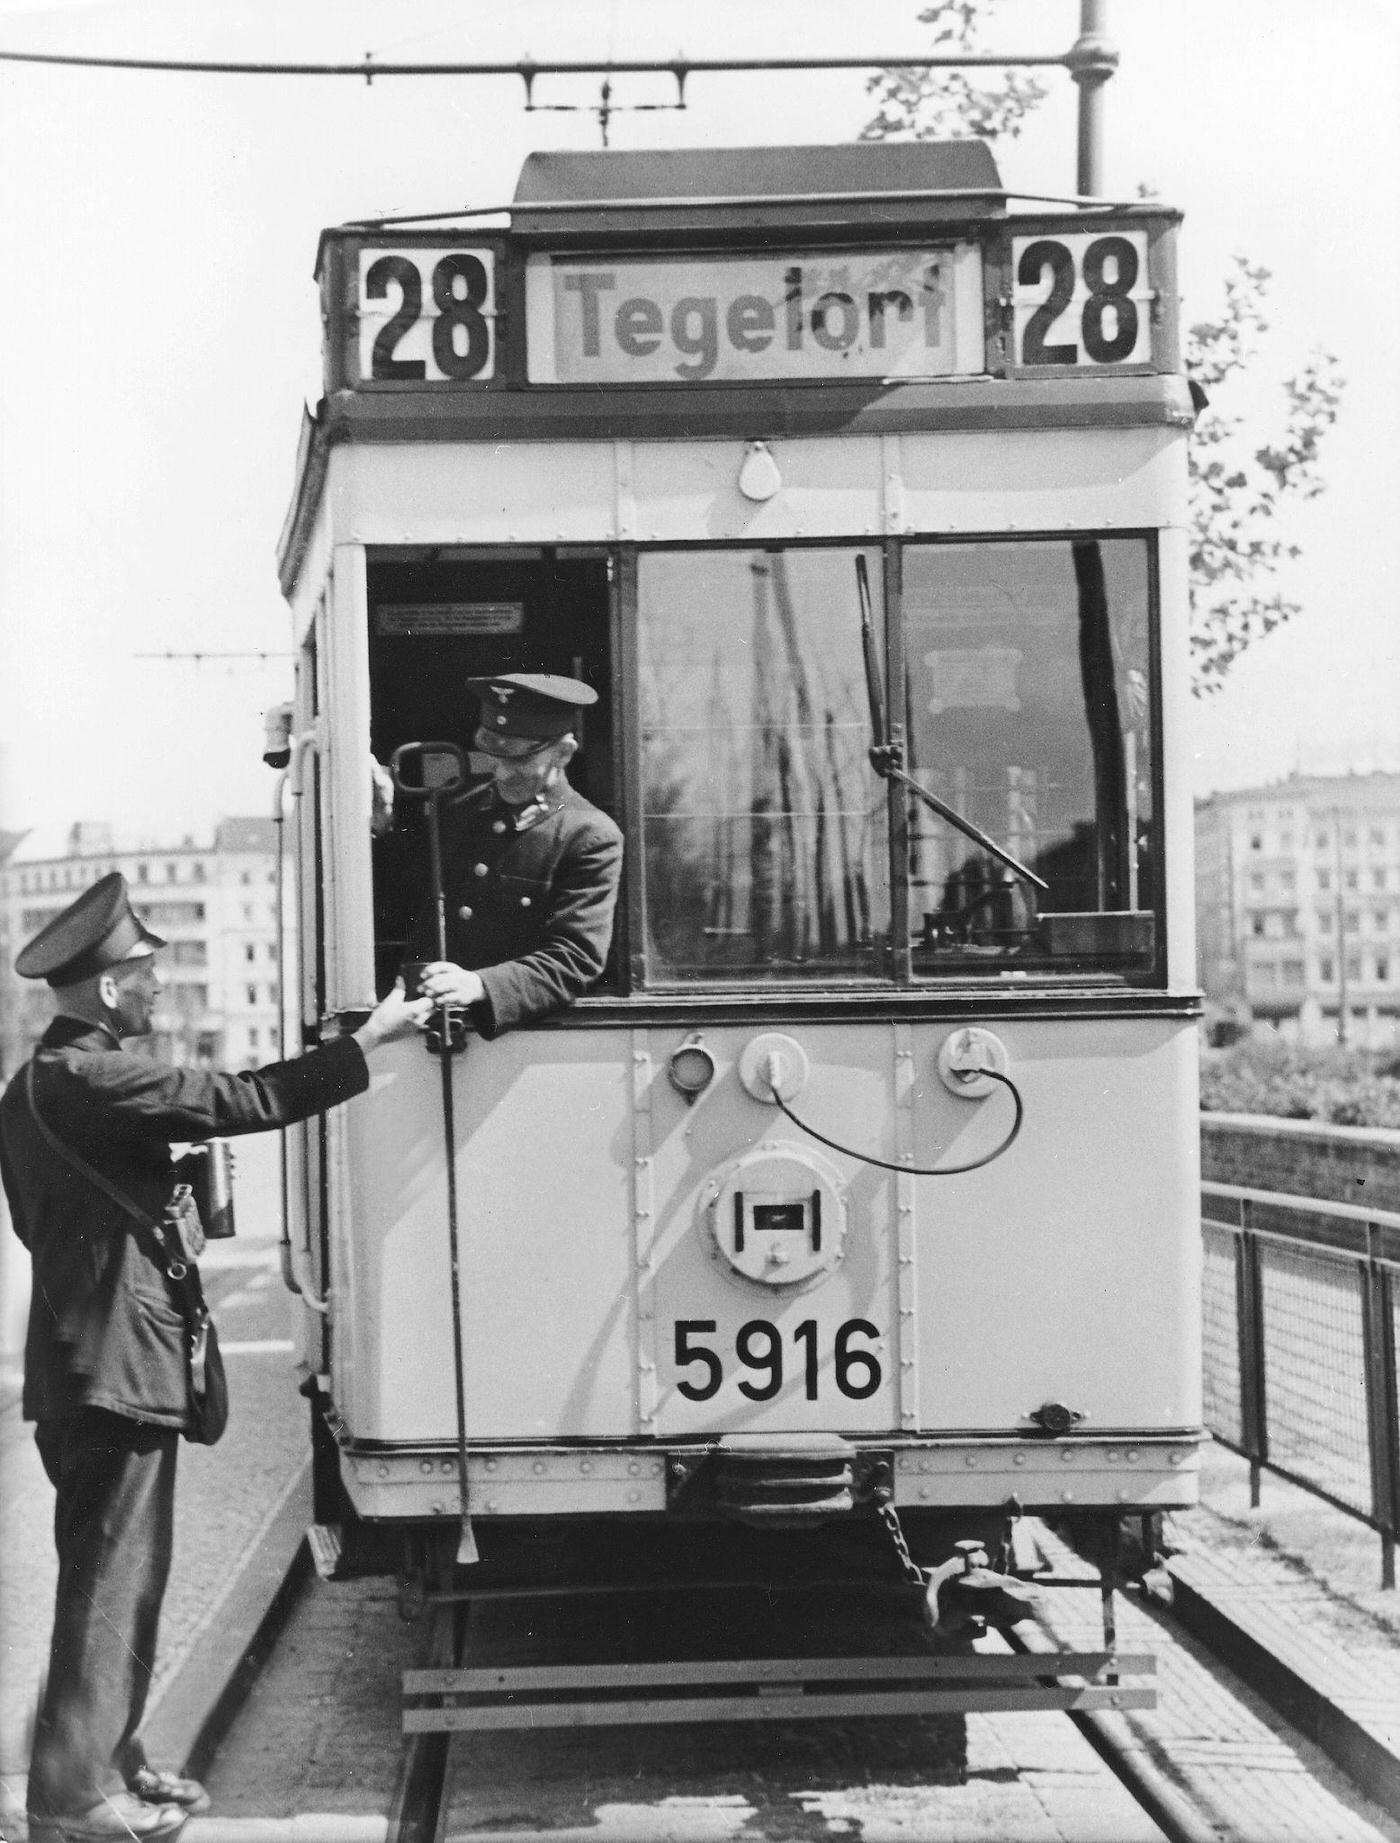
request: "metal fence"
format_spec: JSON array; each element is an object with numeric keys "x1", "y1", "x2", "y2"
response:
[{"x1": 1201, "y1": 1180, "x2": 1400, "y2": 1589}]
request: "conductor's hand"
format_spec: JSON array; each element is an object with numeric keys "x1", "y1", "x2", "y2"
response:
[
  {"x1": 418, "y1": 961, "x2": 487, "y2": 1008},
  {"x1": 370, "y1": 756, "x2": 396, "y2": 837},
  {"x1": 352, "y1": 982, "x2": 434, "y2": 1055}
]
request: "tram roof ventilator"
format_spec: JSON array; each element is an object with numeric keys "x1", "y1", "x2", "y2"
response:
[{"x1": 507, "y1": 140, "x2": 1007, "y2": 239}]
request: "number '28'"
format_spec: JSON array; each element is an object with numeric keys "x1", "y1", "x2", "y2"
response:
[
  {"x1": 1017, "y1": 234, "x2": 1141, "y2": 367},
  {"x1": 364, "y1": 253, "x2": 491, "y2": 382}
]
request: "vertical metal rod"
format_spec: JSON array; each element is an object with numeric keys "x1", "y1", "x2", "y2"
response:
[
  {"x1": 1067, "y1": 0, "x2": 1117, "y2": 196},
  {"x1": 1360, "y1": 1228, "x2": 1399, "y2": 1590},
  {"x1": 425, "y1": 791, "x2": 478, "y2": 1568},
  {"x1": 1234, "y1": 1203, "x2": 1268, "y2": 1508}
]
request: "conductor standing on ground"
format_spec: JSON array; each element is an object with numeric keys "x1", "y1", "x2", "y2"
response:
[{"x1": 0, "y1": 873, "x2": 430, "y2": 1843}]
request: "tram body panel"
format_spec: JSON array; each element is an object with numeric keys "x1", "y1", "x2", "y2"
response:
[
  {"x1": 907, "y1": 1014, "x2": 1200, "y2": 1432},
  {"x1": 338, "y1": 1033, "x2": 637, "y2": 1442},
  {"x1": 319, "y1": 424, "x2": 1185, "y2": 564},
  {"x1": 327, "y1": 1015, "x2": 1198, "y2": 1455}
]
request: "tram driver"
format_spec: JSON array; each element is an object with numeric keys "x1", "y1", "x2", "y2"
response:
[{"x1": 373, "y1": 673, "x2": 624, "y2": 1034}]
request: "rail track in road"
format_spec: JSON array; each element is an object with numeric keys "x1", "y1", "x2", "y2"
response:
[{"x1": 142, "y1": 1514, "x2": 1400, "y2": 1843}]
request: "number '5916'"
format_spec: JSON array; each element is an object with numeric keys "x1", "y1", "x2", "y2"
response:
[{"x1": 673, "y1": 1318, "x2": 883, "y2": 1402}]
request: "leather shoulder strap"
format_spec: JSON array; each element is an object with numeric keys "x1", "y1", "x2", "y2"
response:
[{"x1": 25, "y1": 1058, "x2": 159, "y2": 1230}]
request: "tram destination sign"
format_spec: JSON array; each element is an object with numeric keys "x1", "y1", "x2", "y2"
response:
[{"x1": 525, "y1": 247, "x2": 986, "y2": 385}]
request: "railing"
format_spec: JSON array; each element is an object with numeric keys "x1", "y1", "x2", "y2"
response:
[{"x1": 1202, "y1": 1181, "x2": 1400, "y2": 1588}]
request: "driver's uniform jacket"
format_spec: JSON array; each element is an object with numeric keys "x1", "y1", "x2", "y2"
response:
[
  {"x1": 0, "y1": 1018, "x2": 368, "y2": 1426},
  {"x1": 407, "y1": 779, "x2": 623, "y2": 1038}
]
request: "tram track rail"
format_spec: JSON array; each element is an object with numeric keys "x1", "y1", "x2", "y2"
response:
[{"x1": 116, "y1": 1502, "x2": 1400, "y2": 1843}]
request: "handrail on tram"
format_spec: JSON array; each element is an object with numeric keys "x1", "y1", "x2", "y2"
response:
[{"x1": 273, "y1": 725, "x2": 329, "y2": 1316}]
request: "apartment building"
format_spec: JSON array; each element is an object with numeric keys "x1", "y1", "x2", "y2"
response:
[
  {"x1": 0, "y1": 817, "x2": 290, "y2": 1077},
  {"x1": 1195, "y1": 772, "x2": 1400, "y2": 1049}
]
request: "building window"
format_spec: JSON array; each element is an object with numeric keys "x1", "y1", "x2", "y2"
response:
[
  {"x1": 1345, "y1": 831, "x2": 1358, "y2": 848},
  {"x1": 1371, "y1": 827, "x2": 1386, "y2": 849},
  {"x1": 241, "y1": 870, "x2": 252, "y2": 885},
  {"x1": 166, "y1": 863, "x2": 178, "y2": 882},
  {"x1": 1251, "y1": 916, "x2": 1265, "y2": 936},
  {"x1": 1346, "y1": 911, "x2": 1360, "y2": 933},
  {"x1": 193, "y1": 863, "x2": 206, "y2": 883},
  {"x1": 1249, "y1": 834, "x2": 1263, "y2": 851},
  {"x1": 1375, "y1": 870, "x2": 1387, "y2": 891},
  {"x1": 1318, "y1": 870, "x2": 1331, "y2": 892},
  {"x1": 1282, "y1": 961, "x2": 1305, "y2": 988},
  {"x1": 1279, "y1": 832, "x2": 1293, "y2": 851},
  {"x1": 1378, "y1": 957, "x2": 1391, "y2": 983},
  {"x1": 1347, "y1": 956, "x2": 1361, "y2": 981},
  {"x1": 1279, "y1": 871, "x2": 1295, "y2": 892},
  {"x1": 1316, "y1": 832, "x2": 1329, "y2": 850},
  {"x1": 249, "y1": 1028, "x2": 259, "y2": 1052},
  {"x1": 243, "y1": 904, "x2": 253, "y2": 922},
  {"x1": 245, "y1": 944, "x2": 256, "y2": 963},
  {"x1": 246, "y1": 985, "x2": 257, "y2": 1006},
  {"x1": 1320, "y1": 958, "x2": 1335, "y2": 983},
  {"x1": 1345, "y1": 870, "x2": 1359, "y2": 890},
  {"x1": 1376, "y1": 911, "x2": 1388, "y2": 932},
  {"x1": 137, "y1": 863, "x2": 149, "y2": 882},
  {"x1": 1318, "y1": 911, "x2": 1333, "y2": 933},
  {"x1": 1249, "y1": 874, "x2": 1264, "y2": 894},
  {"x1": 170, "y1": 940, "x2": 206, "y2": 967}
]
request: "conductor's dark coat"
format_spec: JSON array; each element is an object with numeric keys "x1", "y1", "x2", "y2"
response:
[
  {"x1": 0, "y1": 1020, "x2": 368, "y2": 1426},
  {"x1": 409, "y1": 780, "x2": 624, "y2": 1038}
]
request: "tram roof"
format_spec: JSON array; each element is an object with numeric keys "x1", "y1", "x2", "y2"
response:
[{"x1": 509, "y1": 141, "x2": 1005, "y2": 236}]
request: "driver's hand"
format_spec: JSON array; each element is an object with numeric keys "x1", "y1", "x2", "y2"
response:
[{"x1": 419, "y1": 962, "x2": 486, "y2": 1008}]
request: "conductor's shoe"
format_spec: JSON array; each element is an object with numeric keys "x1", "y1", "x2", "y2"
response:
[
  {"x1": 28, "y1": 1791, "x2": 189, "y2": 1841},
  {"x1": 127, "y1": 1768, "x2": 211, "y2": 1814}
]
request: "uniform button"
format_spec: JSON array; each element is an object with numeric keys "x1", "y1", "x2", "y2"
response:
[
  {"x1": 521, "y1": 897, "x2": 532, "y2": 908},
  {"x1": 495, "y1": 715, "x2": 507, "y2": 727},
  {"x1": 457, "y1": 905, "x2": 473, "y2": 921},
  {"x1": 473, "y1": 863, "x2": 488, "y2": 877},
  {"x1": 492, "y1": 820, "x2": 507, "y2": 834}
]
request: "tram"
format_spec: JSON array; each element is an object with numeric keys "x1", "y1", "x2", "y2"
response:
[{"x1": 272, "y1": 140, "x2": 1201, "y2": 1655}]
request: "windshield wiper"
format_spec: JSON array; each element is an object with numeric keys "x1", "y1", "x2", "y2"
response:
[{"x1": 855, "y1": 554, "x2": 1049, "y2": 894}]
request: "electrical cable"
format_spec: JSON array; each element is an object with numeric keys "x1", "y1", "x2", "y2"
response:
[{"x1": 770, "y1": 1066, "x2": 1023, "y2": 1176}]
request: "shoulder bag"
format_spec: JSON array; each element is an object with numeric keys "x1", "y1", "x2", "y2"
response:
[{"x1": 24, "y1": 1061, "x2": 230, "y2": 1445}]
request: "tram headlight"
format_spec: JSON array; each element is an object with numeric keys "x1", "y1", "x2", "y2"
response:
[{"x1": 667, "y1": 1032, "x2": 716, "y2": 1102}]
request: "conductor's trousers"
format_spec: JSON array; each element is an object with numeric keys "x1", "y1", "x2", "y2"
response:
[{"x1": 27, "y1": 1408, "x2": 177, "y2": 1820}]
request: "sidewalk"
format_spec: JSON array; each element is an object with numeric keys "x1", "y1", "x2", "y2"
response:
[{"x1": 1160, "y1": 1439, "x2": 1400, "y2": 1817}]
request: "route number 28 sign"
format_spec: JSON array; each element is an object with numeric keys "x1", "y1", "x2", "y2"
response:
[
  {"x1": 356, "y1": 247, "x2": 497, "y2": 383},
  {"x1": 1010, "y1": 228, "x2": 1151, "y2": 370}
]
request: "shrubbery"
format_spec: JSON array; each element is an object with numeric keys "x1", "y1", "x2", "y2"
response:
[{"x1": 1200, "y1": 1037, "x2": 1400, "y2": 1129}]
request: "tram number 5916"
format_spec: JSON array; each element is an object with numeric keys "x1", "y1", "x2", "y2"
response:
[
  {"x1": 1011, "y1": 229, "x2": 1150, "y2": 369},
  {"x1": 673, "y1": 1318, "x2": 883, "y2": 1402}
]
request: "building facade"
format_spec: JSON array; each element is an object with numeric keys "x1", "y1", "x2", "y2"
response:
[
  {"x1": 1195, "y1": 773, "x2": 1400, "y2": 1050},
  {"x1": 0, "y1": 817, "x2": 290, "y2": 1078}
]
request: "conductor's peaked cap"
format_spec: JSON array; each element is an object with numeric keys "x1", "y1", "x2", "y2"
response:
[
  {"x1": 15, "y1": 872, "x2": 166, "y2": 986},
  {"x1": 467, "y1": 672, "x2": 598, "y2": 741}
]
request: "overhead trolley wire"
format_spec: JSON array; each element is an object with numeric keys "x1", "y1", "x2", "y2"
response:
[{"x1": 0, "y1": 49, "x2": 1072, "y2": 79}]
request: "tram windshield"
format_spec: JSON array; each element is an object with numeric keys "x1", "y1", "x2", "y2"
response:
[
  {"x1": 638, "y1": 535, "x2": 1157, "y2": 984},
  {"x1": 639, "y1": 547, "x2": 890, "y2": 981}
]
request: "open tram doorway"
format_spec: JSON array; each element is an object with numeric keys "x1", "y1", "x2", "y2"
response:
[{"x1": 366, "y1": 546, "x2": 616, "y2": 993}]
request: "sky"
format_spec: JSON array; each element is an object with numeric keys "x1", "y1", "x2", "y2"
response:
[{"x1": 0, "y1": 0, "x2": 1397, "y2": 850}]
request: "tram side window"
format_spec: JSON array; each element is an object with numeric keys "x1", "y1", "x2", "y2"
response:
[
  {"x1": 903, "y1": 537, "x2": 1157, "y2": 976},
  {"x1": 638, "y1": 547, "x2": 891, "y2": 981}
]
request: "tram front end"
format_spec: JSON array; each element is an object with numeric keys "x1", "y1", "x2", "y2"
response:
[{"x1": 275, "y1": 142, "x2": 1202, "y2": 1589}]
